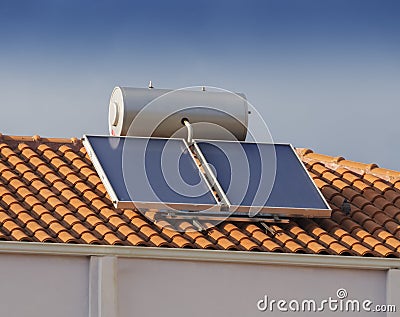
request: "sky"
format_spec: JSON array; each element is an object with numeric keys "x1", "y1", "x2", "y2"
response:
[{"x1": 0, "y1": 0, "x2": 399, "y2": 169}]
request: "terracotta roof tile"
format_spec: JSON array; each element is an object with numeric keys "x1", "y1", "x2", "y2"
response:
[
  {"x1": 103, "y1": 232, "x2": 123, "y2": 245},
  {"x1": 320, "y1": 186, "x2": 340, "y2": 200},
  {"x1": 192, "y1": 236, "x2": 215, "y2": 249},
  {"x1": 383, "y1": 189, "x2": 400, "y2": 203},
  {"x1": 385, "y1": 206, "x2": 400, "y2": 221},
  {"x1": 80, "y1": 232, "x2": 100, "y2": 244},
  {"x1": 139, "y1": 225, "x2": 159, "y2": 239},
  {"x1": 171, "y1": 235, "x2": 193, "y2": 248},
  {"x1": 383, "y1": 236, "x2": 400, "y2": 251},
  {"x1": 332, "y1": 179, "x2": 351, "y2": 191},
  {"x1": 40, "y1": 212, "x2": 58, "y2": 225},
  {"x1": 214, "y1": 237, "x2": 238, "y2": 250},
  {"x1": 242, "y1": 225, "x2": 283, "y2": 252},
  {"x1": 33, "y1": 229, "x2": 54, "y2": 242},
  {"x1": 108, "y1": 215, "x2": 125, "y2": 228},
  {"x1": 260, "y1": 239, "x2": 283, "y2": 252},
  {"x1": 63, "y1": 214, "x2": 81, "y2": 227},
  {"x1": 148, "y1": 235, "x2": 170, "y2": 247},
  {"x1": 392, "y1": 181, "x2": 400, "y2": 191},
  {"x1": 306, "y1": 241, "x2": 329, "y2": 254},
  {"x1": 114, "y1": 224, "x2": 132, "y2": 237},
  {"x1": 125, "y1": 233, "x2": 147, "y2": 246},
  {"x1": 351, "y1": 196, "x2": 371, "y2": 209},
  {"x1": 321, "y1": 171, "x2": 340, "y2": 183},
  {"x1": 362, "y1": 188, "x2": 381, "y2": 202},
  {"x1": 1, "y1": 137, "x2": 400, "y2": 257},
  {"x1": 363, "y1": 219, "x2": 382, "y2": 234},
  {"x1": 11, "y1": 228, "x2": 32, "y2": 241},
  {"x1": 385, "y1": 221, "x2": 400, "y2": 236},
  {"x1": 239, "y1": 238, "x2": 261, "y2": 251},
  {"x1": 121, "y1": 209, "x2": 138, "y2": 221},
  {"x1": 56, "y1": 230, "x2": 78, "y2": 243},
  {"x1": 25, "y1": 220, "x2": 44, "y2": 233},
  {"x1": 288, "y1": 224, "x2": 328, "y2": 253},
  {"x1": 340, "y1": 169, "x2": 361, "y2": 184}
]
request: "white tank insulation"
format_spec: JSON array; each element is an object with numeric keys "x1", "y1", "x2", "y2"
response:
[{"x1": 108, "y1": 87, "x2": 248, "y2": 141}]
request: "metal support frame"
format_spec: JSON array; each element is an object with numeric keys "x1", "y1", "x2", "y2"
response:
[
  {"x1": 151, "y1": 209, "x2": 289, "y2": 225},
  {"x1": 192, "y1": 219, "x2": 205, "y2": 232},
  {"x1": 191, "y1": 141, "x2": 231, "y2": 208},
  {"x1": 260, "y1": 222, "x2": 280, "y2": 236},
  {"x1": 181, "y1": 119, "x2": 230, "y2": 209}
]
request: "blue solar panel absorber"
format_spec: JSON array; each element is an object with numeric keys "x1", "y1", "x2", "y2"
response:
[
  {"x1": 196, "y1": 140, "x2": 331, "y2": 217},
  {"x1": 83, "y1": 135, "x2": 218, "y2": 211}
]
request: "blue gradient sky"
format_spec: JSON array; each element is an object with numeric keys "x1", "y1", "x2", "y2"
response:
[{"x1": 1, "y1": 1, "x2": 399, "y2": 169}]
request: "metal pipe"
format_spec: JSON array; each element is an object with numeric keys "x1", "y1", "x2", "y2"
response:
[
  {"x1": 182, "y1": 119, "x2": 193, "y2": 145},
  {"x1": 192, "y1": 141, "x2": 231, "y2": 207}
]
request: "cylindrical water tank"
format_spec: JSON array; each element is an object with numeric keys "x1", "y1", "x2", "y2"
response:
[{"x1": 108, "y1": 87, "x2": 248, "y2": 141}]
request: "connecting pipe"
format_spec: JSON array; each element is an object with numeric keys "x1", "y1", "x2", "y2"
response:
[
  {"x1": 181, "y1": 118, "x2": 231, "y2": 208},
  {"x1": 182, "y1": 119, "x2": 193, "y2": 145}
]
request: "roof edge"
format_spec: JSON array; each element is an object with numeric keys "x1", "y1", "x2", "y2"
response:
[
  {"x1": 296, "y1": 147, "x2": 400, "y2": 181},
  {"x1": 0, "y1": 134, "x2": 81, "y2": 145},
  {"x1": 0, "y1": 241, "x2": 399, "y2": 270}
]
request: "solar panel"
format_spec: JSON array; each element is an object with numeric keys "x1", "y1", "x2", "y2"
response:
[
  {"x1": 84, "y1": 135, "x2": 330, "y2": 218},
  {"x1": 196, "y1": 140, "x2": 331, "y2": 217},
  {"x1": 83, "y1": 135, "x2": 219, "y2": 211}
]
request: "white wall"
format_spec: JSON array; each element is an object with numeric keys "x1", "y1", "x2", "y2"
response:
[
  {"x1": 0, "y1": 247, "x2": 398, "y2": 317},
  {"x1": 0, "y1": 254, "x2": 89, "y2": 317},
  {"x1": 118, "y1": 258, "x2": 386, "y2": 317}
]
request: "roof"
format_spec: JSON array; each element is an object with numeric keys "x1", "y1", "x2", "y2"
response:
[{"x1": 0, "y1": 134, "x2": 400, "y2": 258}]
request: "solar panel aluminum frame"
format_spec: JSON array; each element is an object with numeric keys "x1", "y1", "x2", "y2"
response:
[
  {"x1": 83, "y1": 135, "x2": 120, "y2": 206},
  {"x1": 83, "y1": 135, "x2": 225, "y2": 212},
  {"x1": 193, "y1": 139, "x2": 332, "y2": 218},
  {"x1": 83, "y1": 135, "x2": 331, "y2": 219}
]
